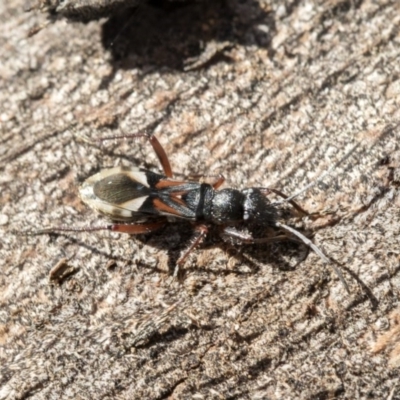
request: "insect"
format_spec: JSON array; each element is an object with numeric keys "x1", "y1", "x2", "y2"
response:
[{"x1": 26, "y1": 132, "x2": 351, "y2": 291}]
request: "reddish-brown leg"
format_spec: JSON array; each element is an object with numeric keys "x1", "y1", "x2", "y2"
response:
[
  {"x1": 212, "y1": 174, "x2": 225, "y2": 189},
  {"x1": 22, "y1": 221, "x2": 166, "y2": 236},
  {"x1": 147, "y1": 135, "x2": 173, "y2": 178},
  {"x1": 97, "y1": 132, "x2": 173, "y2": 178},
  {"x1": 187, "y1": 173, "x2": 225, "y2": 189},
  {"x1": 174, "y1": 224, "x2": 209, "y2": 276},
  {"x1": 110, "y1": 221, "x2": 167, "y2": 234}
]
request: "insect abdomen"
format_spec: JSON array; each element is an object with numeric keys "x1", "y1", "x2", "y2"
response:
[{"x1": 79, "y1": 166, "x2": 164, "y2": 221}]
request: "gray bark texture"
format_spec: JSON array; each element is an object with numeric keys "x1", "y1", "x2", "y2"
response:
[{"x1": 1, "y1": 0, "x2": 400, "y2": 399}]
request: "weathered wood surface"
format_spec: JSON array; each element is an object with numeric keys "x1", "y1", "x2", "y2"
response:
[{"x1": 1, "y1": 1, "x2": 400, "y2": 399}]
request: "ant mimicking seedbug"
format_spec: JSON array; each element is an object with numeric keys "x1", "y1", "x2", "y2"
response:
[{"x1": 23, "y1": 132, "x2": 356, "y2": 291}]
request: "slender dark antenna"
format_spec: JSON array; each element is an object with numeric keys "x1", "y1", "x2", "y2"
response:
[
  {"x1": 272, "y1": 142, "x2": 361, "y2": 206},
  {"x1": 275, "y1": 222, "x2": 350, "y2": 293},
  {"x1": 268, "y1": 141, "x2": 361, "y2": 293}
]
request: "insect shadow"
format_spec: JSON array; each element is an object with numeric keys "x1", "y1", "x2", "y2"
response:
[
  {"x1": 29, "y1": 1, "x2": 275, "y2": 85},
  {"x1": 130, "y1": 220, "x2": 310, "y2": 278},
  {"x1": 100, "y1": 0, "x2": 275, "y2": 73}
]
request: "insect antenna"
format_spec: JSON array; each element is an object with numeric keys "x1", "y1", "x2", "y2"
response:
[
  {"x1": 267, "y1": 142, "x2": 361, "y2": 293},
  {"x1": 100, "y1": 132, "x2": 173, "y2": 178},
  {"x1": 74, "y1": 128, "x2": 173, "y2": 178},
  {"x1": 271, "y1": 141, "x2": 361, "y2": 207},
  {"x1": 275, "y1": 222, "x2": 350, "y2": 293}
]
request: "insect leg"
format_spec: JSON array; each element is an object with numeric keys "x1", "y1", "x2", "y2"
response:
[
  {"x1": 19, "y1": 221, "x2": 166, "y2": 236},
  {"x1": 110, "y1": 221, "x2": 167, "y2": 234},
  {"x1": 221, "y1": 227, "x2": 295, "y2": 244},
  {"x1": 174, "y1": 224, "x2": 209, "y2": 276},
  {"x1": 212, "y1": 174, "x2": 225, "y2": 189},
  {"x1": 147, "y1": 134, "x2": 173, "y2": 178},
  {"x1": 186, "y1": 173, "x2": 225, "y2": 189}
]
